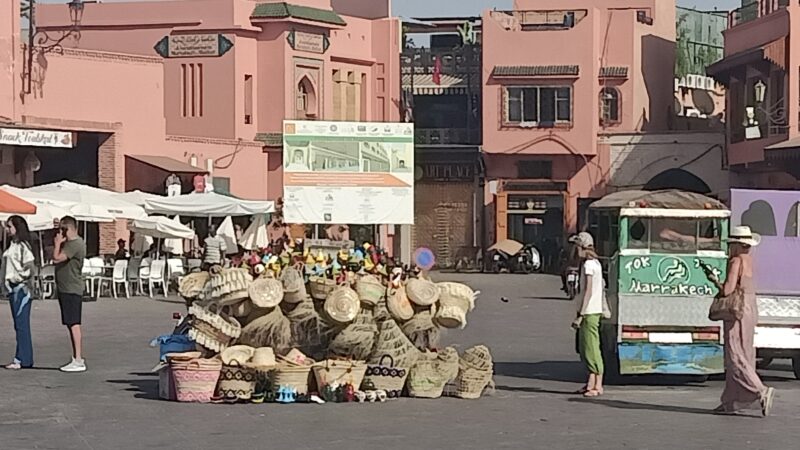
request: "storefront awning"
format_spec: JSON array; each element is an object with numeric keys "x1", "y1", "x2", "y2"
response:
[
  {"x1": 127, "y1": 155, "x2": 207, "y2": 173},
  {"x1": 707, "y1": 38, "x2": 786, "y2": 86},
  {"x1": 402, "y1": 73, "x2": 469, "y2": 95}
]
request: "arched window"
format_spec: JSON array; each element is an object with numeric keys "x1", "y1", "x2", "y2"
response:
[
  {"x1": 296, "y1": 76, "x2": 317, "y2": 119},
  {"x1": 600, "y1": 87, "x2": 620, "y2": 124}
]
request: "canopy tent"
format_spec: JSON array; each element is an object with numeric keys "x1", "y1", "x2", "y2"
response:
[
  {"x1": 129, "y1": 216, "x2": 195, "y2": 240},
  {"x1": 0, "y1": 188, "x2": 37, "y2": 215},
  {"x1": 25, "y1": 180, "x2": 147, "y2": 219},
  {"x1": 0, "y1": 201, "x2": 69, "y2": 231},
  {"x1": 240, "y1": 214, "x2": 269, "y2": 250},
  {"x1": 113, "y1": 190, "x2": 164, "y2": 207},
  {"x1": 144, "y1": 192, "x2": 274, "y2": 217}
]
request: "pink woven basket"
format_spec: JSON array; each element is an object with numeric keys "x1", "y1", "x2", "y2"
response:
[{"x1": 171, "y1": 359, "x2": 222, "y2": 403}]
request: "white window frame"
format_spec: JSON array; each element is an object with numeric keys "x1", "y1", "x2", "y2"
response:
[{"x1": 504, "y1": 86, "x2": 573, "y2": 126}]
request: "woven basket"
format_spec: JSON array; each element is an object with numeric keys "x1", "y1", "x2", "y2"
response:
[
  {"x1": 362, "y1": 355, "x2": 408, "y2": 398},
  {"x1": 188, "y1": 305, "x2": 242, "y2": 353},
  {"x1": 328, "y1": 310, "x2": 378, "y2": 361},
  {"x1": 356, "y1": 275, "x2": 385, "y2": 307},
  {"x1": 387, "y1": 286, "x2": 414, "y2": 322},
  {"x1": 309, "y1": 276, "x2": 337, "y2": 301},
  {"x1": 218, "y1": 364, "x2": 258, "y2": 400},
  {"x1": 281, "y1": 268, "x2": 308, "y2": 304},
  {"x1": 434, "y1": 304, "x2": 467, "y2": 329},
  {"x1": 406, "y1": 278, "x2": 439, "y2": 306},
  {"x1": 211, "y1": 269, "x2": 253, "y2": 305},
  {"x1": 448, "y1": 367, "x2": 493, "y2": 400},
  {"x1": 460, "y1": 345, "x2": 493, "y2": 372},
  {"x1": 179, "y1": 272, "x2": 210, "y2": 300},
  {"x1": 324, "y1": 285, "x2": 360, "y2": 324},
  {"x1": 249, "y1": 278, "x2": 284, "y2": 308},
  {"x1": 406, "y1": 348, "x2": 459, "y2": 399},
  {"x1": 170, "y1": 358, "x2": 222, "y2": 403},
  {"x1": 221, "y1": 299, "x2": 253, "y2": 320},
  {"x1": 437, "y1": 282, "x2": 478, "y2": 310},
  {"x1": 269, "y1": 363, "x2": 314, "y2": 395},
  {"x1": 369, "y1": 319, "x2": 421, "y2": 368},
  {"x1": 312, "y1": 359, "x2": 368, "y2": 389}
]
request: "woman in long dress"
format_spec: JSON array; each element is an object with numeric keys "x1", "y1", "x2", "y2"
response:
[{"x1": 710, "y1": 226, "x2": 775, "y2": 416}]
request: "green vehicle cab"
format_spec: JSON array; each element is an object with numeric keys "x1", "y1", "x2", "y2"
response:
[{"x1": 587, "y1": 190, "x2": 729, "y2": 376}]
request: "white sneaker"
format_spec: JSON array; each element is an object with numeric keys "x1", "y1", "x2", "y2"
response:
[{"x1": 60, "y1": 358, "x2": 87, "y2": 373}]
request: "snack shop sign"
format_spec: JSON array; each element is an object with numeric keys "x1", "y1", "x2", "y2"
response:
[{"x1": 0, "y1": 127, "x2": 75, "y2": 148}]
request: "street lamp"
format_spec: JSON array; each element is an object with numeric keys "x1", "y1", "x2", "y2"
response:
[
  {"x1": 24, "y1": 0, "x2": 85, "y2": 95},
  {"x1": 754, "y1": 79, "x2": 767, "y2": 104}
]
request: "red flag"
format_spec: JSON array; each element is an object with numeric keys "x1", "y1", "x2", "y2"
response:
[{"x1": 432, "y1": 56, "x2": 442, "y2": 85}]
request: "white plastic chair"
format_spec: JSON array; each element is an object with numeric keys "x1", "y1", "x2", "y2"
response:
[
  {"x1": 138, "y1": 258, "x2": 152, "y2": 296},
  {"x1": 82, "y1": 258, "x2": 94, "y2": 296},
  {"x1": 40, "y1": 265, "x2": 56, "y2": 300},
  {"x1": 97, "y1": 260, "x2": 130, "y2": 299},
  {"x1": 148, "y1": 260, "x2": 167, "y2": 298},
  {"x1": 167, "y1": 258, "x2": 185, "y2": 293},
  {"x1": 127, "y1": 257, "x2": 142, "y2": 294}
]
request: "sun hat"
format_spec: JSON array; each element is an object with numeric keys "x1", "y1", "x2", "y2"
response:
[
  {"x1": 249, "y1": 347, "x2": 277, "y2": 369},
  {"x1": 570, "y1": 232, "x2": 594, "y2": 249},
  {"x1": 729, "y1": 226, "x2": 761, "y2": 247}
]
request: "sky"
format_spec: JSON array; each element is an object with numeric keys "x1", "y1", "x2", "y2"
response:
[{"x1": 392, "y1": 0, "x2": 743, "y2": 18}]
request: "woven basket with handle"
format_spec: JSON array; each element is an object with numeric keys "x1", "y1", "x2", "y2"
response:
[{"x1": 362, "y1": 355, "x2": 408, "y2": 398}]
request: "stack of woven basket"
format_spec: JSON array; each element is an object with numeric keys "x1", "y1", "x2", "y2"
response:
[{"x1": 445, "y1": 345, "x2": 495, "y2": 399}]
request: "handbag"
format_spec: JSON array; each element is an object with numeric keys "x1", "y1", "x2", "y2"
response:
[{"x1": 708, "y1": 259, "x2": 744, "y2": 322}]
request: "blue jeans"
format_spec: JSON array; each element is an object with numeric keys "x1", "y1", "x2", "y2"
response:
[{"x1": 8, "y1": 284, "x2": 33, "y2": 367}]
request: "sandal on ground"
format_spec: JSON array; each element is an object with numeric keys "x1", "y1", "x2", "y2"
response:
[
  {"x1": 583, "y1": 390, "x2": 600, "y2": 398},
  {"x1": 4, "y1": 363, "x2": 21, "y2": 370},
  {"x1": 761, "y1": 387, "x2": 775, "y2": 417}
]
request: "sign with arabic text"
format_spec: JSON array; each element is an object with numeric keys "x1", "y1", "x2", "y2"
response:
[
  {"x1": 154, "y1": 34, "x2": 234, "y2": 58},
  {"x1": 618, "y1": 254, "x2": 726, "y2": 297},
  {"x1": 0, "y1": 127, "x2": 74, "y2": 148},
  {"x1": 287, "y1": 30, "x2": 329, "y2": 54}
]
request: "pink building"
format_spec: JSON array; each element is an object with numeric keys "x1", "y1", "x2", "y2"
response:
[
  {"x1": 708, "y1": 0, "x2": 800, "y2": 189},
  {"x1": 481, "y1": 0, "x2": 676, "y2": 248},
  {"x1": 1, "y1": 0, "x2": 400, "y2": 252}
]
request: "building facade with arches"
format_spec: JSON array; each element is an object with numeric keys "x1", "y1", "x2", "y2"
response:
[{"x1": 481, "y1": 0, "x2": 683, "y2": 267}]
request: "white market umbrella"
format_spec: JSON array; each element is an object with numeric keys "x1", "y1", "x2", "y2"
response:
[
  {"x1": 163, "y1": 216, "x2": 188, "y2": 255},
  {"x1": 144, "y1": 192, "x2": 274, "y2": 217},
  {"x1": 218, "y1": 216, "x2": 239, "y2": 255},
  {"x1": 0, "y1": 200, "x2": 69, "y2": 231},
  {"x1": 240, "y1": 214, "x2": 269, "y2": 251},
  {"x1": 113, "y1": 190, "x2": 164, "y2": 207},
  {"x1": 129, "y1": 216, "x2": 195, "y2": 240},
  {"x1": 27, "y1": 180, "x2": 146, "y2": 219}
]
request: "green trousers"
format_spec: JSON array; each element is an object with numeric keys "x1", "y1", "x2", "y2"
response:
[{"x1": 579, "y1": 314, "x2": 604, "y2": 375}]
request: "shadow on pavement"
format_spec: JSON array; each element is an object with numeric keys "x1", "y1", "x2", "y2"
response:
[
  {"x1": 107, "y1": 373, "x2": 159, "y2": 400},
  {"x1": 568, "y1": 397, "x2": 763, "y2": 418},
  {"x1": 521, "y1": 296, "x2": 573, "y2": 302},
  {"x1": 495, "y1": 361, "x2": 586, "y2": 383},
  {"x1": 496, "y1": 385, "x2": 578, "y2": 395}
]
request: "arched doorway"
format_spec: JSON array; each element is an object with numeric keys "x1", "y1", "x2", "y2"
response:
[
  {"x1": 643, "y1": 168, "x2": 711, "y2": 194},
  {"x1": 296, "y1": 76, "x2": 318, "y2": 119}
]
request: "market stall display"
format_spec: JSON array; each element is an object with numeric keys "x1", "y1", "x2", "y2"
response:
[{"x1": 159, "y1": 245, "x2": 493, "y2": 404}]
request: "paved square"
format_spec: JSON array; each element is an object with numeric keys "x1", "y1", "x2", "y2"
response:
[{"x1": 0, "y1": 274, "x2": 798, "y2": 449}]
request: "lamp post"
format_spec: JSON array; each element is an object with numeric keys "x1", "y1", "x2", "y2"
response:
[
  {"x1": 754, "y1": 79, "x2": 767, "y2": 104},
  {"x1": 23, "y1": 0, "x2": 85, "y2": 94}
]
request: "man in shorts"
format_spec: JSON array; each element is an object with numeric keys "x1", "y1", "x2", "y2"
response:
[{"x1": 53, "y1": 216, "x2": 87, "y2": 373}]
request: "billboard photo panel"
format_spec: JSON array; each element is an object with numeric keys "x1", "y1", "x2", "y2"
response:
[{"x1": 282, "y1": 120, "x2": 415, "y2": 225}]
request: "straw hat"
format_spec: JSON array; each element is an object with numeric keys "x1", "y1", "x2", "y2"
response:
[
  {"x1": 729, "y1": 226, "x2": 761, "y2": 247},
  {"x1": 221, "y1": 345, "x2": 255, "y2": 366},
  {"x1": 249, "y1": 347, "x2": 277, "y2": 369},
  {"x1": 324, "y1": 286, "x2": 360, "y2": 324},
  {"x1": 249, "y1": 277, "x2": 284, "y2": 308}
]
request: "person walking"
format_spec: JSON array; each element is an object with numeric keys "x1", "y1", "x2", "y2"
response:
[
  {"x1": 52, "y1": 216, "x2": 87, "y2": 373},
  {"x1": 708, "y1": 226, "x2": 775, "y2": 416},
  {"x1": 2, "y1": 216, "x2": 36, "y2": 370},
  {"x1": 571, "y1": 232, "x2": 605, "y2": 397},
  {"x1": 202, "y1": 225, "x2": 226, "y2": 269}
]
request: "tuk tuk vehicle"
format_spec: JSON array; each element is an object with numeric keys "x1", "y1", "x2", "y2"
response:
[
  {"x1": 588, "y1": 190, "x2": 729, "y2": 376},
  {"x1": 731, "y1": 189, "x2": 800, "y2": 379}
]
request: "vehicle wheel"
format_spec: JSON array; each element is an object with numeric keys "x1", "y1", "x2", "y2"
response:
[
  {"x1": 793, "y1": 356, "x2": 800, "y2": 380},
  {"x1": 756, "y1": 358, "x2": 773, "y2": 370},
  {"x1": 492, "y1": 262, "x2": 500, "y2": 274},
  {"x1": 568, "y1": 286, "x2": 577, "y2": 300}
]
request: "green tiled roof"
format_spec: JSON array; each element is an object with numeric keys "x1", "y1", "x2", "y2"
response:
[
  {"x1": 252, "y1": 3, "x2": 346, "y2": 26},
  {"x1": 254, "y1": 132, "x2": 283, "y2": 147}
]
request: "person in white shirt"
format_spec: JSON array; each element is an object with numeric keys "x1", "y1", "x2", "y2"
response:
[
  {"x1": 571, "y1": 232, "x2": 605, "y2": 397},
  {"x1": 2, "y1": 216, "x2": 36, "y2": 369}
]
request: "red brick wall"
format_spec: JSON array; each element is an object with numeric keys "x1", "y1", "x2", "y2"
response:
[{"x1": 97, "y1": 132, "x2": 127, "y2": 254}]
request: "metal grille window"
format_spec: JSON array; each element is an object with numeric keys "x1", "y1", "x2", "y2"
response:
[
  {"x1": 600, "y1": 87, "x2": 620, "y2": 124},
  {"x1": 505, "y1": 86, "x2": 572, "y2": 125}
]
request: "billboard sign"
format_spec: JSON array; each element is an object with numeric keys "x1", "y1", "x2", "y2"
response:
[{"x1": 282, "y1": 120, "x2": 414, "y2": 225}]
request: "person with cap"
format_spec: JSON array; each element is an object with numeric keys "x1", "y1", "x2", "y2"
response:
[
  {"x1": 706, "y1": 226, "x2": 775, "y2": 416},
  {"x1": 570, "y1": 231, "x2": 605, "y2": 397}
]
